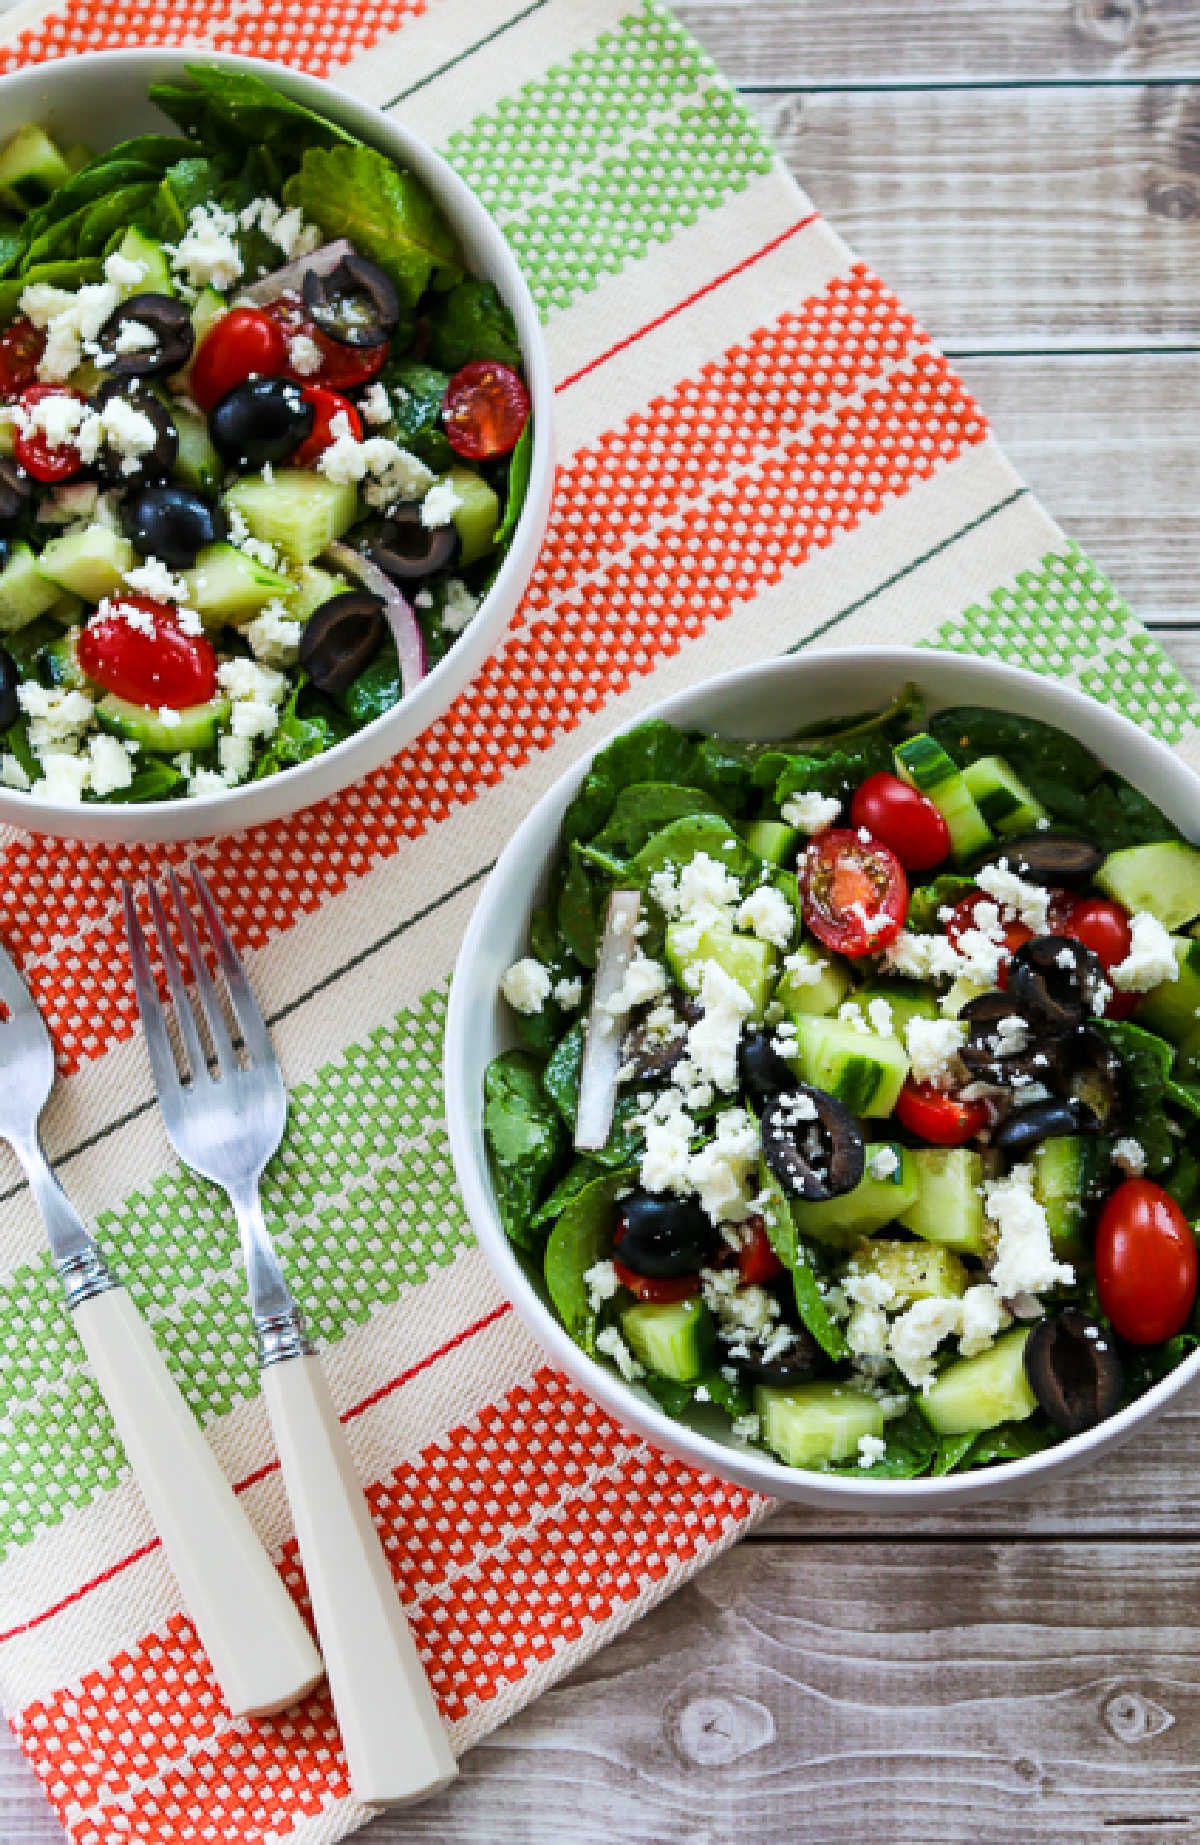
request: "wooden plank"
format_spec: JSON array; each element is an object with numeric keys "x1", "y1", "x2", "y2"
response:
[
  {"x1": 678, "y1": 0, "x2": 1200, "y2": 84},
  {"x1": 956, "y1": 355, "x2": 1200, "y2": 625},
  {"x1": 741, "y1": 86, "x2": 1200, "y2": 346}
]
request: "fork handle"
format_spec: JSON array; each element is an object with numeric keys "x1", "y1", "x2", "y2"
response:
[
  {"x1": 72, "y1": 1286, "x2": 325, "y2": 1717},
  {"x1": 261, "y1": 1351, "x2": 458, "y2": 1806}
]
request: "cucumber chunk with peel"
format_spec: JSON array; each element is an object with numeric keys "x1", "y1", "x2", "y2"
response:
[
  {"x1": 961, "y1": 754, "x2": 1047, "y2": 835},
  {"x1": 183, "y1": 543, "x2": 291, "y2": 624},
  {"x1": 775, "y1": 938, "x2": 851, "y2": 1019},
  {"x1": 620, "y1": 1297, "x2": 714, "y2": 1384},
  {"x1": 97, "y1": 692, "x2": 230, "y2": 754},
  {"x1": 853, "y1": 1239, "x2": 969, "y2": 1306},
  {"x1": 664, "y1": 920, "x2": 777, "y2": 1021},
  {"x1": 224, "y1": 469, "x2": 359, "y2": 567},
  {"x1": 0, "y1": 543, "x2": 63, "y2": 631},
  {"x1": 444, "y1": 465, "x2": 500, "y2": 566},
  {"x1": 1097, "y1": 841, "x2": 1200, "y2": 932},
  {"x1": 898, "y1": 1147, "x2": 987, "y2": 1257},
  {"x1": 0, "y1": 124, "x2": 71, "y2": 209},
  {"x1": 37, "y1": 523, "x2": 135, "y2": 601},
  {"x1": 756, "y1": 1383, "x2": 884, "y2": 1468},
  {"x1": 787, "y1": 1014, "x2": 909, "y2": 1116},
  {"x1": 894, "y1": 732, "x2": 993, "y2": 861},
  {"x1": 920, "y1": 1328, "x2": 1037, "y2": 1436},
  {"x1": 791, "y1": 1143, "x2": 918, "y2": 1248}
]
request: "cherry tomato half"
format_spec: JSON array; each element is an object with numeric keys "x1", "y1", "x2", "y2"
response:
[
  {"x1": 290, "y1": 385, "x2": 362, "y2": 468},
  {"x1": 1095, "y1": 1178, "x2": 1198, "y2": 1345},
  {"x1": 189, "y1": 307, "x2": 288, "y2": 411},
  {"x1": 799, "y1": 828, "x2": 908, "y2": 957},
  {"x1": 946, "y1": 890, "x2": 1033, "y2": 990},
  {"x1": 849, "y1": 772, "x2": 951, "y2": 872},
  {"x1": 77, "y1": 597, "x2": 217, "y2": 708},
  {"x1": 13, "y1": 384, "x2": 88, "y2": 483},
  {"x1": 0, "y1": 316, "x2": 46, "y2": 401},
  {"x1": 737, "y1": 1217, "x2": 785, "y2": 1287},
  {"x1": 442, "y1": 359, "x2": 529, "y2": 461},
  {"x1": 612, "y1": 1259, "x2": 700, "y2": 1304},
  {"x1": 894, "y1": 1080, "x2": 987, "y2": 1147},
  {"x1": 261, "y1": 295, "x2": 389, "y2": 391}
]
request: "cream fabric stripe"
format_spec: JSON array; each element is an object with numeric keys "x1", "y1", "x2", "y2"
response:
[
  {"x1": 339, "y1": 0, "x2": 601, "y2": 117},
  {"x1": 1, "y1": 1247, "x2": 534, "y2": 1705}
]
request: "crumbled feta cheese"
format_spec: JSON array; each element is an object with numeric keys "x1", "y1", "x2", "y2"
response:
[
  {"x1": 729, "y1": 1413, "x2": 760, "y2": 1443},
  {"x1": 904, "y1": 1016, "x2": 965, "y2": 1090},
  {"x1": 112, "y1": 318, "x2": 158, "y2": 356},
  {"x1": 169, "y1": 203, "x2": 243, "y2": 292},
  {"x1": 500, "y1": 957, "x2": 552, "y2": 1015},
  {"x1": 98, "y1": 396, "x2": 159, "y2": 474},
  {"x1": 881, "y1": 929, "x2": 968, "y2": 984},
  {"x1": 866, "y1": 1145, "x2": 900, "y2": 1182},
  {"x1": 845, "y1": 1304, "x2": 890, "y2": 1360},
  {"x1": 553, "y1": 976, "x2": 583, "y2": 1010},
  {"x1": 736, "y1": 883, "x2": 794, "y2": 948},
  {"x1": 781, "y1": 791, "x2": 841, "y2": 833},
  {"x1": 604, "y1": 951, "x2": 668, "y2": 1015},
  {"x1": 686, "y1": 960, "x2": 754, "y2": 1092},
  {"x1": 639, "y1": 1093, "x2": 696, "y2": 1195},
  {"x1": 440, "y1": 577, "x2": 480, "y2": 634},
  {"x1": 583, "y1": 1259, "x2": 619, "y2": 1314},
  {"x1": 87, "y1": 731, "x2": 133, "y2": 796},
  {"x1": 217, "y1": 733, "x2": 253, "y2": 786},
  {"x1": 217, "y1": 657, "x2": 288, "y2": 707},
  {"x1": 889, "y1": 1296, "x2": 964, "y2": 1388},
  {"x1": 857, "y1": 1432, "x2": 887, "y2": 1468},
  {"x1": 0, "y1": 753, "x2": 29, "y2": 790},
  {"x1": 103, "y1": 250, "x2": 147, "y2": 289},
  {"x1": 686, "y1": 1107, "x2": 759, "y2": 1223},
  {"x1": 595, "y1": 1325, "x2": 644, "y2": 1382},
  {"x1": 983, "y1": 1163, "x2": 1075, "y2": 1299},
  {"x1": 17, "y1": 682, "x2": 94, "y2": 749},
  {"x1": 124, "y1": 556, "x2": 184, "y2": 605},
  {"x1": 23, "y1": 279, "x2": 121, "y2": 381},
  {"x1": 286, "y1": 333, "x2": 323, "y2": 377},
  {"x1": 420, "y1": 478, "x2": 463, "y2": 528},
  {"x1": 958, "y1": 1283, "x2": 1006, "y2": 1358},
  {"x1": 244, "y1": 599, "x2": 303, "y2": 668},
  {"x1": 32, "y1": 750, "x2": 90, "y2": 802},
  {"x1": 975, "y1": 861, "x2": 1052, "y2": 933},
  {"x1": 866, "y1": 997, "x2": 894, "y2": 1038},
  {"x1": 844, "y1": 1268, "x2": 896, "y2": 1310},
  {"x1": 361, "y1": 381, "x2": 391, "y2": 426},
  {"x1": 1112, "y1": 1136, "x2": 1147, "y2": 1177},
  {"x1": 780, "y1": 949, "x2": 827, "y2": 985},
  {"x1": 267, "y1": 205, "x2": 319, "y2": 259},
  {"x1": 1110, "y1": 911, "x2": 1179, "y2": 994}
]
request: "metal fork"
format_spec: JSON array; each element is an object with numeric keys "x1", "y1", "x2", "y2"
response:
[
  {"x1": 0, "y1": 937, "x2": 322, "y2": 1717},
  {"x1": 124, "y1": 866, "x2": 457, "y2": 1810}
]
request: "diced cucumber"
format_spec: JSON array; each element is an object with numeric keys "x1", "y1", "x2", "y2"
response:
[
  {"x1": 1031, "y1": 1133, "x2": 1110, "y2": 1262},
  {"x1": 172, "y1": 405, "x2": 222, "y2": 493},
  {"x1": 1097, "y1": 840, "x2": 1200, "y2": 932},
  {"x1": 109, "y1": 226, "x2": 173, "y2": 295},
  {"x1": 791, "y1": 1142, "x2": 919, "y2": 1248},
  {"x1": 620, "y1": 1296, "x2": 714, "y2": 1384},
  {"x1": 0, "y1": 543, "x2": 63, "y2": 631},
  {"x1": 940, "y1": 975, "x2": 992, "y2": 1018},
  {"x1": 839, "y1": 979, "x2": 938, "y2": 1037},
  {"x1": 775, "y1": 938, "x2": 851, "y2": 1019},
  {"x1": 442, "y1": 465, "x2": 501, "y2": 566},
  {"x1": 664, "y1": 920, "x2": 777, "y2": 1019},
  {"x1": 225, "y1": 469, "x2": 359, "y2": 566},
  {"x1": 787, "y1": 1015, "x2": 909, "y2": 1117},
  {"x1": 173, "y1": 288, "x2": 226, "y2": 391},
  {"x1": 37, "y1": 522, "x2": 134, "y2": 601},
  {"x1": 1126, "y1": 935, "x2": 1200, "y2": 1040},
  {"x1": 852, "y1": 1239, "x2": 969, "y2": 1306},
  {"x1": 894, "y1": 732, "x2": 993, "y2": 861},
  {"x1": 285, "y1": 564, "x2": 349, "y2": 622},
  {"x1": 96, "y1": 692, "x2": 230, "y2": 754},
  {"x1": 745, "y1": 820, "x2": 799, "y2": 866},
  {"x1": 961, "y1": 754, "x2": 1048, "y2": 835},
  {"x1": 37, "y1": 629, "x2": 85, "y2": 690},
  {"x1": 0, "y1": 125, "x2": 70, "y2": 210},
  {"x1": 756, "y1": 1383, "x2": 884, "y2": 1468},
  {"x1": 183, "y1": 542, "x2": 291, "y2": 624},
  {"x1": 898, "y1": 1147, "x2": 987, "y2": 1257},
  {"x1": 920, "y1": 1327, "x2": 1036, "y2": 1436}
]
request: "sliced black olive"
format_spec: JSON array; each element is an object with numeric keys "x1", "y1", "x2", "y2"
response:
[
  {"x1": 365, "y1": 502, "x2": 460, "y2": 582},
  {"x1": 1023, "y1": 1309, "x2": 1124, "y2": 1434},
  {"x1": 1064, "y1": 1025, "x2": 1125, "y2": 1130},
  {"x1": 976, "y1": 834, "x2": 1103, "y2": 888},
  {"x1": 298, "y1": 590, "x2": 386, "y2": 695},
  {"x1": 992, "y1": 1096, "x2": 1097, "y2": 1155},
  {"x1": 0, "y1": 460, "x2": 33, "y2": 525},
  {"x1": 303, "y1": 254, "x2": 400, "y2": 349},
  {"x1": 93, "y1": 380, "x2": 178, "y2": 487},
  {"x1": 1007, "y1": 935, "x2": 1106, "y2": 1034},
  {"x1": 738, "y1": 1030, "x2": 797, "y2": 1112},
  {"x1": 0, "y1": 647, "x2": 17, "y2": 731},
  {"x1": 613, "y1": 1190, "x2": 719, "y2": 1279},
  {"x1": 761, "y1": 1084, "x2": 864, "y2": 1202},
  {"x1": 960, "y1": 991, "x2": 1023, "y2": 1040},
  {"x1": 209, "y1": 378, "x2": 315, "y2": 468},
  {"x1": 96, "y1": 292, "x2": 193, "y2": 380},
  {"x1": 123, "y1": 483, "x2": 226, "y2": 570},
  {"x1": 734, "y1": 1321, "x2": 828, "y2": 1387},
  {"x1": 622, "y1": 997, "x2": 701, "y2": 1082}
]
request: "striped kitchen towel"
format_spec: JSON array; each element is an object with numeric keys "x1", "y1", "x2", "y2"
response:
[{"x1": 0, "y1": 3, "x2": 1196, "y2": 1842}]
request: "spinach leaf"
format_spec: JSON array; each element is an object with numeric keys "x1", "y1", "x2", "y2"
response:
[
  {"x1": 754, "y1": 1153, "x2": 848, "y2": 1361},
  {"x1": 284, "y1": 144, "x2": 460, "y2": 308},
  {"x1": 643, "y1": 1367, "x2": 754, "y2": 1424},
  {"x1": 153, "y1": 155, "x2": 224, "y2": 240},
  {"x1": 906, "y1": 875, "x2": 977, "y2": 933},
  {"x1": 252, "y1": 677, "x2": 352, "y2": 779},
  {"x1": 542, "y1": 1021, "x2": 584, "y2": 1128},
  {"x1": 631, "y1": 814, "x2": 757, "y2": 887},
  {"x1": 1164, "y1": 1140, "x2": 1200, "y2": 1218},
  {"x1": 0, "y1": 259, "x2": 101, "y2": 321},
  {"x1": 791, "y1": 682, "x2": 924, "y2": 750},
  {"x1": 17, "y1": 152, "x2": 180, "y2": 246},
  {"x1": 562, "y1": 720, "x2": 757, "y2": 845},
  {"x1": 96, "y1": 759, "x2": 184, "y2": 803},
  {"x1": 955, "y1": 1419, "x2": 1057, "y2": 1469},
  {"x1": 377, "y1": 358, "x2": 453, "y2": 469},
  {"x1": 484, "y1": 1050, "x2": 565, "y2": 1250},
  {"x1": 557, "y1": 849, "x2": 598, "y2": 968},
  {"x1": 492, "y1": 416, "x2": 533, "y2": 555},
  {"x1": 2, "y1": 715, "x2": 38, "y2": 784},
  {"x1": 334, "y1": 643, "x2": 402, "y2": 727},
  {"x1": 0, "y1": 220, "x2": 23, "y2": 278},
  {"x1": 1097, "y1": 1018, "x2": 1175, "y2": 1176},
  {"x1": 530, "y1": 1155, "x2": 615, "y2": 1229},
  {"x1": 543, "y1": 1171, "x2": 623, "y2": 1348},
  {"x1": 843, "y1": 1406, "x2": 938, "y2": 1479},
  {"x1": 931, "y1": 1432, "x2": 977, "y2": 1476},
  {"x1": 150, "y1": 66, "x2": 359, "y2": 161},
  {"x1": 758, "y1": 735, "x2": 894, "y2": 808},
  {"x1": 589, "y1": 783, "x2": 730, "y2": 861},
  {"x1": 427, "y1": 277, "x2": 520, "y2": 370},
  {"x1": 643, "y1": 1374, "x2": 694, "y2": 1417},
  {"x1": 1167, "y1": 1079, "x2": 1200, "y2": 1120}
]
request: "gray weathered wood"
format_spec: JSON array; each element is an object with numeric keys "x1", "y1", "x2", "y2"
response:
[{"x1": 676, "y1": 0, "x2": 1200, "y2": 84}]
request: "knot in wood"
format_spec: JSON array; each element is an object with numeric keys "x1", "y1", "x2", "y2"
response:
[
  {"x1": 672, "y1": 1693, "x2": 775, "y2": 1767},
  {"x1": 1102, "y1": 1687, "x2": 1176, "y2": 1744}
]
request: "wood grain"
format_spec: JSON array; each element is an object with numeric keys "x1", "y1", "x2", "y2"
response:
[{"x1": 676, "y1": 0, "x2": 1200, "y2": 84}]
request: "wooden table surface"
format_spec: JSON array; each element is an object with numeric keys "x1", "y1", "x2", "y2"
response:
[{"x1": 4, "y1": 4, "x2": 1200, "y2": 1840}]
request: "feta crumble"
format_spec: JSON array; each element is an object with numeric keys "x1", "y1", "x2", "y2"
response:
[
  {"x1": 1109, "y1": 911, "x2": 1179, "y2": 994},
  {"x1": 904, "y1": 1016, "x2": 965, "y2": 1090},
  {"x1": 499, "y1": 957, "x2": 552, "y2": 1015},
  {"x1": 736, "y1": 883, "x2": 794, "y2": 948},
  {"x1": 983, "y1": 1163, "x2": 1075, "y2": 1300},
  {"x1": 781, "y1": 791, "x2": 841, "y2": 834},
  {"x1": 857, "y1": 1432, "x2": 887, "y2": 1468},
  {"x1": 595, "y1": 1325, "x2": 644, "y2": 1382}
]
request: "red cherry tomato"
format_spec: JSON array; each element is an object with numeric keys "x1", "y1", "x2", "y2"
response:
[
  {"x1": 77, "y1": 597, "x2": 217, "y2": 708},
  {"x1": 189, "y1": 307, "x2": 288, "y2": 411},
  {"x1": 894, "y1": 1080, "x2": 987, "y2": 1147},
  {"x1": 612, "y1": 1259, "x2": 700, "y2": 1304},
  {"x1": 799, "y1": 828, "x2": 908, "y2": 957},
  {"x1": 849, "y1": 772, "x2": 951, "y2": 871},
  {"x1": 1064, "y1": 897, "x2": 1132, "y2": 969},
  {"x1": 290, "y1": 385, "x2": 362, "y2": 468},
  {"x1": 442, "y1": 359, "x2": 529, "y2": 461},
  {"x1": 946, "y1": 890, "x2": 1032, "y2": 990},
  {"x1": 13, "y1": 384, "x2": 87, "y2": 483},
  {"x1": 260, "y1": 295, "x2": 389, "y2": 391},
  {"x1": 737, "y1": 1217, "x2": 785, "y2": 1287},
  {"x1": 0, "y1": 316, "x2": 46, "y2": 401},
  {"x1": 1095, "y1": 1178, "x2": 1197, "y2": 1345}
]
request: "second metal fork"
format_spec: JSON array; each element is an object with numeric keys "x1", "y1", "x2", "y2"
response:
[{"x1": 124, "y1": 866, "x2": 456, "y2": 1809}]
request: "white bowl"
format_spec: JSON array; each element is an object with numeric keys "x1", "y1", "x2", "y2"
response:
[
  {"x1": 446, "y1": 646, "x2": 1200, "y2": 1507},
  {"x1": 0, "y1": 50, "x2": 553, "y2": 841}
]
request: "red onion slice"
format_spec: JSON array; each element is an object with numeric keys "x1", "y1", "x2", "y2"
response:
[
  {"x1": 240, "y1": 239, "x2": 355, "y2": 306},
  {"x1": 322, "y1": 541, "x2": 426, "y2": 696},
  {"x1": 575, "y1": 889, "x2": 643, "y2": 1152}
]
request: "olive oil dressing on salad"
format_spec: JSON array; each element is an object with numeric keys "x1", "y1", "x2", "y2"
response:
[
  {"x1": 0, "y1": 68, "x2": 532, "y2": 803},
  {"x1": 485, "y1": 687, "x2": 1200, "y2": 1478}
]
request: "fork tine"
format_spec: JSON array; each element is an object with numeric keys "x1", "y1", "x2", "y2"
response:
[
  {"x1": 0, "y1": 937, "x2": 39, "y2": 1020},
  {"x1": 144, "y1": 877, "x2": 210, "y2": 1085},
  {"x1": 122, "y1": 881, "x2": 184, "y2": 1097},
  {"x1": 188, "y1": 866, "x2": 277, "y2": 1070},
  {"x1": 166, "y1": 868, "x2": 237, "y2": 1077}
]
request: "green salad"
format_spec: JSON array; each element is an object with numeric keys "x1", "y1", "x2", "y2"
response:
[
  {"x1": 0, "y1": 66, "x2": 532, "y2": 803},
  {"x1": 485, "y1": 686, "x2": 1200, "y2": 1478}
]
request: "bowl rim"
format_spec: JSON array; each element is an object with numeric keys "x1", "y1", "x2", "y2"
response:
[
  {"x1": 445, "y1": 643, "x2": 1200, "y2": 1502},
  {"x1": 0, "y1": 47, "x2": 553, "y2": 835}
]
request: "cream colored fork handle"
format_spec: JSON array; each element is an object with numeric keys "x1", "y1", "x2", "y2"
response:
[
  {"x1": 261, "y1": 1352, "x2": 458, "y2": 1806},
  {"x1": 72, "y1": 1287, "x2": 325, "y2": 1717}
]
